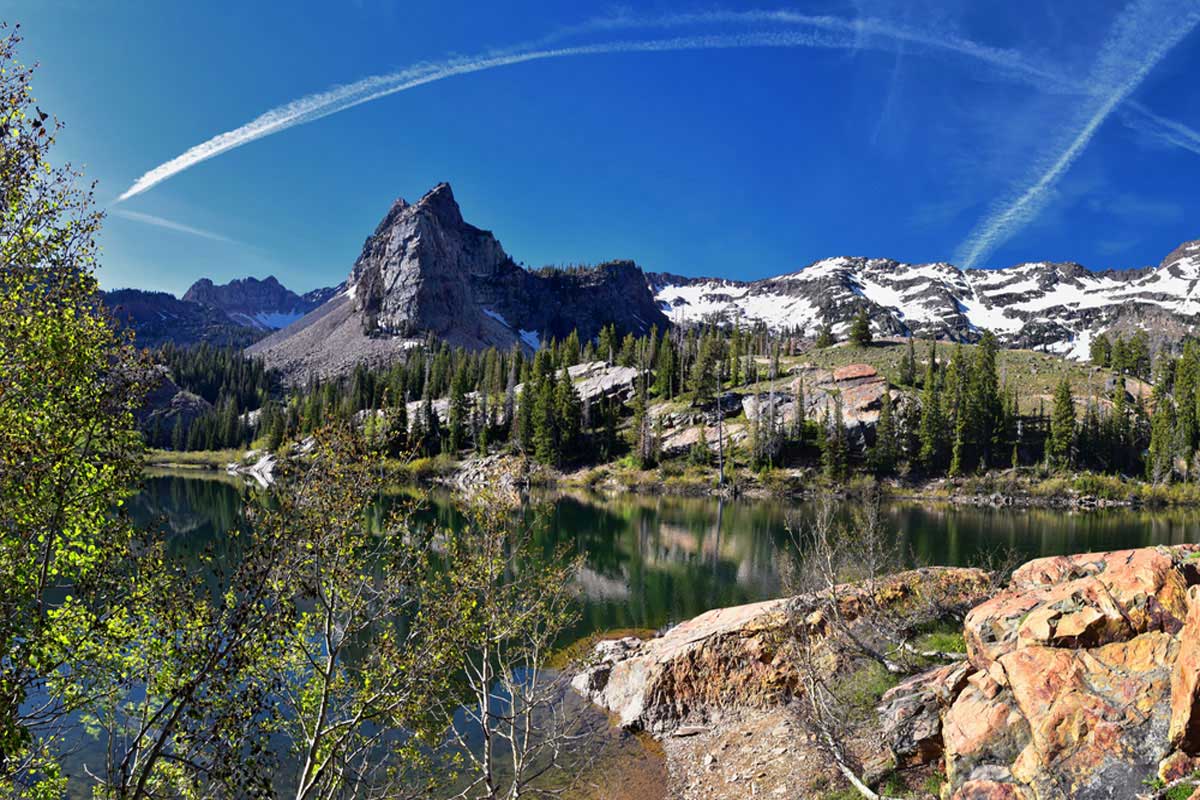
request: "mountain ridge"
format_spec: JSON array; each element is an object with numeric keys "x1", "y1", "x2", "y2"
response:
[{"x1": 650, "y1": 238, "x2": 1200, "y2": 358}]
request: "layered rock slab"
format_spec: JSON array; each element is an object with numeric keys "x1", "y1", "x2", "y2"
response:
[
  {"x1": 944, "y1": 545, "x2": 1200, "y2": 800},
  {"x1": 572, "y1": 567, "x2": 991, "y2": 734}
]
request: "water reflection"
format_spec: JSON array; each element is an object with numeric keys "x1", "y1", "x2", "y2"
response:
[{"x1": 135, "y1": 473, "x2": 1200, "y2": 642}]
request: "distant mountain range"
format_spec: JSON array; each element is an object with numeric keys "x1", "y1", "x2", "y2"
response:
[
  {"x1": 649, "y1": 239, "x2": 1200, "y2": 360},
  {"x1": 103, "y1": 275, "x2": 338, "y2": 348},
  {"x1": 105, "y1": 181, "x2": 1200, "y2": 375}
]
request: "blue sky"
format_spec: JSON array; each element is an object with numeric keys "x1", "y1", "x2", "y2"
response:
[{"x1": 11, "y1": 0, "x2": 1200, "y2": 295}]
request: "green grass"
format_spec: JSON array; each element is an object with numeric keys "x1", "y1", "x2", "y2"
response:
[
  {"x1": 391, "y1": 453, "x2": 457, "y2": 483},
  {"x1": 913, "y1": 622, "x2": 967, "y2": 655},
  {"x1": 835, "y1": 660, "x2": 900, "y2": 721},
  {"x1": 792, "y1": 338, "x2": 1131, "y2": 415},
  {"x1": 145, "y1": 448, "x2": 247, "y2": 468},
  {"x1": 1166, "y1": 784, "x2": 1196, "y2": 800}
]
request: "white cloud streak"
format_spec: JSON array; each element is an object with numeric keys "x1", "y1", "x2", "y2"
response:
[
  {"x1": 110, "y1": 209, "x2": 239, "y2": 244},
  {"x1": 111, "y1": 10, "x2": 1091, "y2": 204},
  {"x1": 116, "y1": 29, "x2": 854, "y2": 203},
  {"x1": 114, "y1": 3, "x2": 1200, "y2": 264},
  {"x1": 953, "y1": 0, "x2": 1200, "y2": 268}
]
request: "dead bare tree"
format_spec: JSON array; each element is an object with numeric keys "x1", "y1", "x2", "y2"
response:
[
  {"x1": 779, "y1": 483, "x2": 993, "y2": 800},
  {"x1": 441, "y1": 492, "x2": 597, "y2": 800}
]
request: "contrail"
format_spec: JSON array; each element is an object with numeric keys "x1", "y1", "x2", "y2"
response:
[
  {"x1": 112, "y1": 12, "x2": 1079, "y2": 204},
  {"x1": 115, "y1": 7, "x2": 1200, "y2": 211},
  {"x1": 1125, "y1": 100, "x2": 1200, "y2": 156},
  {"x1": 116, "y1": 30, "x2": 852, "y2": 203},
  {"x1": 110, "y1": 209, "x2": 239, "y2": 244},
  {"x1": 954, "y1": 0, "x2": 1200, "y2": 269}
]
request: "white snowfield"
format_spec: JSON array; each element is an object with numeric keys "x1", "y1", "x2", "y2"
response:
[{"x1": 652, "y1": 242, "x2": 1200, "y2": 360}]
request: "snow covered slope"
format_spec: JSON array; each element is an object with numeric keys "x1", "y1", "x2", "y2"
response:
[{"x1": 649, "y1": 239, "x2": 1200, "y2": 359}]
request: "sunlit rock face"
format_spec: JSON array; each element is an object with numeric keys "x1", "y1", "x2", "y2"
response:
[
  {"x1": 349, "y1": 182, "x2": 667, "y2": 350},
  {"x1": 250, "y1": 182, "x2": 667, "y2": 381},
  {"x1": 943, "y1": 545, "x2": 1200, "y2": 800}
]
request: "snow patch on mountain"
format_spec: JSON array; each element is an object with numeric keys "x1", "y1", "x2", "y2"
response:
[{"x1": 648, "y1": 239, "x2": 1200, "y2": 359}]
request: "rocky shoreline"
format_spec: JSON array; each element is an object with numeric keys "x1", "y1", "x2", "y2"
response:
[{"x1": 569, "y1": 545, "x2": 1200, "y2": 799}]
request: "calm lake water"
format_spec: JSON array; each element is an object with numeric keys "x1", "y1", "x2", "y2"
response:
[
  {"x1": 50, "y1": 471, "x2": 1200, "y2": 798},
  {"x1": 135, "y1": 471, "x2": 1200, "y2": 642}
]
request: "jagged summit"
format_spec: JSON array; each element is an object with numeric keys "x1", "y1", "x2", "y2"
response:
[{"x1": 248, "y1": 183, "x2": 668, "y2": 382}]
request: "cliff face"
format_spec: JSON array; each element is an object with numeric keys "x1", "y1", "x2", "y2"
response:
[
  {"x1": 251, "y1": 183, "x2": 668, "y2": 381},
  {"x1": 349, "y1": 182, "x2": 667, "y2": 349}
]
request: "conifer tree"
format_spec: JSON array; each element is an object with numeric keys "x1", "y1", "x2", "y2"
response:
[
  {"x1": 849, "y1": 308, "x2": 872, "y2": 347},
  {"x1": 869, "y1": 389, "x2": 897, "y2": 475},
  {"x1": 899, "y1": 336, "x2": 917, "y2": 385},
  {"x1": 1046, "y1": 379, "x2": 1076, "y2": 469},
  {"x1": 821, "y1": 396, "x2": 849, "y2": 481},
  {"x1": 815, "y1": 322, "x2": 835, "y2": 349},
  {"x1": 554, "y1": 372, "x2": 582, "y2": 459},
  {"x1": 918, "y1": 341, "x2": 945, "y2": 470},
  {"x1": 447, "y1": 362, "x2": 470, "y2": 453},
  {"x1": 1090, "y1": 333, "x2": 1112, "y2": 367},
  {"x1": 533, "y1": 369, "x2": 559, "y2": 466},
  {"x1": 1147, "y1": 363, "x2": 1177, "y2": 483}
]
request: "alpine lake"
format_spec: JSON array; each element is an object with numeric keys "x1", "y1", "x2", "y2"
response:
[{"x1": 113, "y1": 469, "x2": 1200, "y2": 798}]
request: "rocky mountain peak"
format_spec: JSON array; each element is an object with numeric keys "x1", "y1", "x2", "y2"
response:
[
  {"x1": 653, "y1": 236, "x2": 1200, "y2": 359},
  {"x1": 250, "y1": 184, "x2": 668, "y2": 380},
  {"x1": 416, "y1": 181, "x2": 464, "y2": 227}
]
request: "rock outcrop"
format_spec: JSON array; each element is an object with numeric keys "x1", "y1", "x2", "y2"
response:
[
  {"x1": 571, "y1": 567, "x2": 992, "y2": 734},
  {"x1": 740, "y1": 363, "x2": 902, "y2": 452},
  {"x1": 575, "y1": 545, "x2": 1200, "y2": 800},
  {"x1": 252, "y1": 183, "x2": 667, "y2": 381},
  {"x1": 938, "y1": 546, "x2": 1200, "y2": 800},
  {"x1": 136, "y1": 365, "x2": 213, "y2": 434}
]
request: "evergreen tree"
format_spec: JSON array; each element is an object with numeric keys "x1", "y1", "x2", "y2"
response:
[
  {"x1": 791, "y1": 379, "x2": 807, "y2": 443},
  {"x1": 815, "y1": 323, "x2": 835, "y2": 348},
  {"x1": 918, "y1": 341, "x2": 946, "y2": 470},
  {"x1": 821, "y1": 396, "x2": 849, "y2": 481},
  {"x1": 691, "y1": 332, "x2": 722, "y2": 406},
  {"x1": 654, "y1": 333, "x2": 676, "y2": 398},
  {"x1": 562, "y1": 329, "x2": 582, "y2": 367},
  {"x1": 554, "y1": 373, "x2": 582, "y2": 459},
  {"x1": 597, "y1": 324, "x2": 618, "y2": 364},
  {"x1": 869, "y1": 389, "x2": 897, "y2": 475},
  {"x1": 1147, "y1": 363, "x2": 1177, "y2": 483},
  {"x1": 447, "y1": 362, "x2": 469, "y2": 453},
  {"x1": 533, "y1": 369, "x2": 559, "y2": 466},
  {"x1": 1128, "y1": 330, "x2": 1151, "y2": 380},
  {"x1": 899, "y1": 336, "x2": 917, "y2": 385},
  {"x1": 1090, "y1": 333, "x2": 1112, "y2": 367},
  {"x1": 1046, "y1": 379, "x2": 1075, "y2": 468},
  {"x1": 848, "y1": 308, "x2": 872, "y2": 347},
  {"x1": 627, "y1": 378, "x2": 655, "y2": 467},
  {"x1": 1111, "y1": 334, "x2": 1129, "y2": 375}
]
